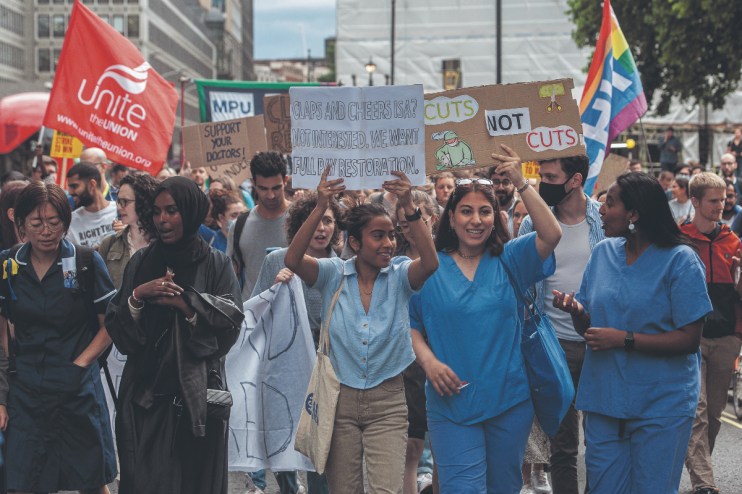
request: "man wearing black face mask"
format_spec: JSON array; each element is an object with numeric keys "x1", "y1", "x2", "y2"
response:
[{"x1": 518, "y1": 154, "x2": 604, "y2": 494}]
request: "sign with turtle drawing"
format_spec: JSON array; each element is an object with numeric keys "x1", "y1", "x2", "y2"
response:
[{"x1": 424, "y1": 79, "x2": 585, "y2": 175}]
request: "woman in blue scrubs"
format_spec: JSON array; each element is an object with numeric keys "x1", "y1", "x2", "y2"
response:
[
  {"x1": 409, "y1": 145, "x2": 562, "y2": 493},
  {"x1": 553, "y1": 172, "x2": 713, "y2": 494}
]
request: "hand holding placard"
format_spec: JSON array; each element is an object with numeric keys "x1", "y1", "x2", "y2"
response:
[{"x1": 491, "y1": 144, "x2": 527, "y2": 188}]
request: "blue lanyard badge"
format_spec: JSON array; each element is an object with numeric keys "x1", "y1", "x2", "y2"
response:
[{"x1": 62, "y1": 256, "x2": 79, "y2": 289}]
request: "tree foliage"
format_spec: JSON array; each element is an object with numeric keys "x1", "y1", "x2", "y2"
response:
[{"x1": 567, "y1": 0, "x2": 742, "y2": 115}]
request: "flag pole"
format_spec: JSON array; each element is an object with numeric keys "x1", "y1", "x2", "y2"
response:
[{"x1": 637, "y1": 117, "x2": 653, "y2": 173}]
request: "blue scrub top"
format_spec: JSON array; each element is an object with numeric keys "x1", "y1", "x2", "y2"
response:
[
  {"x1": 576, "y1": 238, "x2": 712, "y2": 419},
  {"x1": 409, "y1": 232, "x2": 555, "y2": 425}
]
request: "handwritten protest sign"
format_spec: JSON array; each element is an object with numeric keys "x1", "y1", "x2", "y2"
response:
[
  {"x1": 289, "y1": 85, "x2": 426, "y2": 190},
  {"x1": 50, "y1": 131, "x2": 84, "y2": 159},
  {"x1": 264, "y1": 94, "x2": 292, "y2": 154},
  {"x1": 183, "y1": 115, "x2": 268, "y2": 185},
  {"x1": 424, "y1": 79, "x2": 585, "y2": 175}
]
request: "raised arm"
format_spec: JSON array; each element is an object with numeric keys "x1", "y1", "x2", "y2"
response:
[
  {"x1": 383, "y1": 171, "x2": 438, "y2": 290},
  {"x1": 285, "y1": 166, "x2": 346, "y2": 286},
  {"x1": 492, "y1": 144, "x2": 562, "y2": 259}
]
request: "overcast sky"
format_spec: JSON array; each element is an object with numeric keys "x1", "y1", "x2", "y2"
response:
[{"x1": 254, "y1": 0, "x2": 336, "y2": 60}]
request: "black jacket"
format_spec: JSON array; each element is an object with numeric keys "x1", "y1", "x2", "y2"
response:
[{"x1": 105, "y1": 245, "x2": 243, "y2": 437}]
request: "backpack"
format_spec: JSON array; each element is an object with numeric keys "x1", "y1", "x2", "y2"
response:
[
  {"x1": 0, "y1": 244, "x2": 110, "y2": 364},
  {"x1": 231, "y1": 210, "x2": 250, "y2": 285}
]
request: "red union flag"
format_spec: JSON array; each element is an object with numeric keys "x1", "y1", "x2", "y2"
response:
[{"x1": 43, "y1": 1, "x2": 178, "y2": 173}]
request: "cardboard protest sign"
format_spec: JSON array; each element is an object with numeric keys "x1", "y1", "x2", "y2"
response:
[
  {"x1": 263, "y1": 94, "x2": 292, "y2": 154},
  {"x1": 424, "y1": 79, "x2": 585, "y2": 175},
  {"x1": 592, "y1": 153, "x2": 629, "y2": 194},
  {"x1": 183, "y1": 115, "x2": 268, "y2": 185},
  {"x1": 289, "y1": 85, "x2": 426, "y2": 190}
]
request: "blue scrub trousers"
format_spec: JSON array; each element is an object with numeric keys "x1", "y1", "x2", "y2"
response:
[
  {"x1": 428, "y1": 399, "x2": 533, "y2": 494},
  {"x1": 584, "y1": 412, "x2": 693, "y2": 494}
]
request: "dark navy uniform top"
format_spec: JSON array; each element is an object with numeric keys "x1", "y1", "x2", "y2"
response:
[{"x1": 1, "y1": 239, "x2": 118, "y2": 492}]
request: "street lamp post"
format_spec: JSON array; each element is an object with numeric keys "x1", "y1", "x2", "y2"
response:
[
  {"x1": 178, "y1": 75, "x2": 191, "y2": 168},
  {"x1": 365, "y1": 58, "x2": 376, "y2": 86}
]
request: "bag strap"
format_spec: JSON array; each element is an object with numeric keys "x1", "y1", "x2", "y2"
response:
[
  {"x1": 232, "y1": 210, "x2": 250, "y2": 277},
  {"x1": 318, "y1": 268, "x2": 345, "y2": 356},
  {"x1": 500, "y1": 258, "x2": 540, "y2": 320}
]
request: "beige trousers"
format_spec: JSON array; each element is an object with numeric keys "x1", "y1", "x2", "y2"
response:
[
  {"x1": 325, "y1": 374, "x2": 408, "y2": 494},
  {"x1": 684, "y1": 335, "x2": 742, "y2": 490}
]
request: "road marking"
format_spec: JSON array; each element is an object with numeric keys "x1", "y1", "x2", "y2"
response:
[
  {"x1": 721, "y1": 415, "x2": 742, "y2": 429},
  {"x1": 722, "y1": 411, "x2": 738, "y2": 420}
]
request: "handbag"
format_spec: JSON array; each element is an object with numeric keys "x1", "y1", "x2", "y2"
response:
[
  {"x1": 501, "y1": 261, "x2": 575, "y2": 438},
  {"x1": 294, "y1": 271, "x2": 345, "y2": 474},
  {"x1": 206, "y1": 368, "x2": 233, "y2": 421}
]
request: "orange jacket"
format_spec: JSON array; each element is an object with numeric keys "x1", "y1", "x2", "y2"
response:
[{"x1": 681, "y1": 222, "x2": 742, "y2": 338}]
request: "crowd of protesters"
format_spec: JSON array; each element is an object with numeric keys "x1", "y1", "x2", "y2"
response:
[{"x1": 0, "y1": 133, "x2": 740, "y2": 494}]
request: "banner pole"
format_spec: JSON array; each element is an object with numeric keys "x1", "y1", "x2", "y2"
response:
[{"x1": 638, "y1": 117, "x2": 653, "y2": 173}]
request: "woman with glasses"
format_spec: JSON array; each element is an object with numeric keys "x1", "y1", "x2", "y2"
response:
[
  {"x1": 0, "y1": 182, "x2": 117, "y2": 494},
  {"x1": 409, "y1": 145, "x2": 562, "y2": 493},
  {"x1": 98, "y1": 173, "x2": 159, "y2": 288}
]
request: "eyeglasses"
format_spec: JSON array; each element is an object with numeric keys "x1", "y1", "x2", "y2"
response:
[
  {"x1": 25, "y1": 220, "x2": 64, "y2": 234},
  {"x1": 116, "y1": 198, "x2": 135, "y2": 208},
  {"x1": 455, "y1": 178, "x2": 494, "y2": 187}
]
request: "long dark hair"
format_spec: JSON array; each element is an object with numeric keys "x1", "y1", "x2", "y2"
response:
[
  {"x1": 616, "y1": 172, "x2": 695, "y2": 249},
  {"x1": 435, "y1": 182, "x2": 509, "y2": 256}
]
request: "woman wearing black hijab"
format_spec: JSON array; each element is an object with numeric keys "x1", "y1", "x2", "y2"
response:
[{"x1": 105, "y1": 177, "x2": 244, "y2": 494}]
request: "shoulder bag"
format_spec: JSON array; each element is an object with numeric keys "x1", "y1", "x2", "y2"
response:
[
  {"x1": 501, "y1": 261, "x2": 575, "y2": 437},
  {"x1": 294, "y1": 269, "x2": 344, "y2": 474}
]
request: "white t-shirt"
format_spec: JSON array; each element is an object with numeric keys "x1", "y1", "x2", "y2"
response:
[
  {"x1": 66, "y1": 202, "x2": 117, "y2": 248},
  {"x1": 542, "y1": 218, "x2": 591, "y2": 342}
]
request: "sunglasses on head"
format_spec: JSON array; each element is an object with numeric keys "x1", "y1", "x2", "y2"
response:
[{"x1": 455, "y1": 178, "x2": 494, "y2": 187}]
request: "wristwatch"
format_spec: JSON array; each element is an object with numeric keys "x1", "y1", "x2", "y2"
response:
[
  {"x1": 404, "y1": 207, "x2": 423, "y2": 222},
  {"x1": 624, "y1": 331, "x2": 635, "y2": 352}
]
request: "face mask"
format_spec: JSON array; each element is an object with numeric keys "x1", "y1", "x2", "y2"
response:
[
  {"x1": 538, "y1": 177, "x2": 573, "y2": 207},
  {"x1": 227, "y1": 219, "x2": 237, "y2": 232}
]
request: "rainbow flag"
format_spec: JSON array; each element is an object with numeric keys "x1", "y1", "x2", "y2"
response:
[{"x1": 580, "y1": 0, "x2": 647, "y2": 194}]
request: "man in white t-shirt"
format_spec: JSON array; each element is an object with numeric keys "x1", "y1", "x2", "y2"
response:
[
  {"x1": 519, "y1": 155, "x2": 605, "y2": 494},
  {"x1": 65, "y1": 161, "x2": 117, "y2": 248}
]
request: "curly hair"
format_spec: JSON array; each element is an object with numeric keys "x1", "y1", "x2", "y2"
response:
[
  {"x1": 435, "y1": 182, "x2": 508, "y2": 257},
  {"x1": 119, "y1": 172, "x2": 159, "y2": 238},
  {"x1": 208, "y1": 189, "x2": 242, "y2": 223},
  {"x1": 285, "y1": 192, "x2": 342, "y2": 251}
]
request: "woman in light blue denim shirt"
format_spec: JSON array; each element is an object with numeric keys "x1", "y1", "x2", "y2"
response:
[{"x1": 285, "y1": 167, "x2": 439, "y2": 494}]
